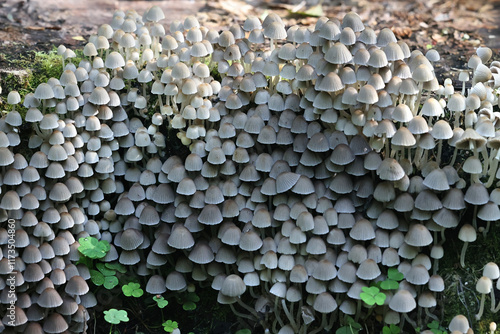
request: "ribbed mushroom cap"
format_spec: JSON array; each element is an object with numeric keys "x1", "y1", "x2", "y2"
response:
[
  {"x1": 65, "y1": 275, "x2": 89, "y2": 295},
  {"x1": 1, "y1": 190, "x2": 21, "y2": 210},
  {"x1": 423, "y1": 168, "x2": 450, "y2": 191},
  {"x1": 313, "y1": 292, "x2": 338, "y2": 313},
  {"x1": 220, "y1": 274, "x2": 246, "y2": 297},
  {"x1": 389, "y1": 289, "x2": 416, "y2": 313},
  {"x1": 188, "y1": 241, "x2": 214, "y2": 264},
  {"x1": 146, "y1": 275, "x2": 167, "y2": 294},
  {"x1": 38, "y1": 287, "x2": 63, "y2": 308},
  {"x1": 464, "y1": 183, "x2": 489, "y2": 205},
  {"x1": 377, "y1": 158, "x2": 405, "y2": 181},
  {"x1": 404, "y1": 224, "x2": 433, "y2": 247},
  {"x1": 349, "y1": 219, "x2": 375, "y2": 240},
  {"x1": 406, "y1": 264, "x2": 430, "y2": 285},
  {"x1": 166, "y1": 271, "x2": 187, "y2": 291},
  {"x1": 325, "y1": 42, "x2": 352, "y2": 64},
  {"x1": 168, "y1": 225, "x2": 195, "y2": 249},
  {"x1": 356, "y1": 258, "x2": 381, "y2": 280}
]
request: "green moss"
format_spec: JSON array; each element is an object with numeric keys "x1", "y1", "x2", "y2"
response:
[{"x1": 0, "y1": 46, "x2": 84, "y2": 110}]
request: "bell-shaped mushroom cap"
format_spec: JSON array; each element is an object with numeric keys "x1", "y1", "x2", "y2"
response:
[
  {"x1": 168, "y1": 225, "x2": 195, "y2": 249},
  {"x1": 1, "y1": 190, "x2": 21, "y2": 210},
  {"x1": 389, "y1": 289, "x2": 416, "y2": 313},
  {"x1": 188, "y1": 241, "x2": 214, "y2": 264},
  {"x1": 65, "y1": 275, "x2": 89, "y2": 296},
  {"x1": 404, "y1": 224, "x2": 433, "y2": 247},
  {"x1": 458, "y1": 224, "x2": 476, "y2": 242},
  {"x1": 406, "y1": 264, "x2": 430, "y2": 285},
  {"x1": 165, "y1": 271, "x2": 187, "y2": 291},
  {"x1": 325, "y1": 42, "x2": 352, "y2": 65},
  {"x1": 120, "y1": 229, "x2": 144, "y2": 250},
  {"x1": 476, "y1": 276, "x2": 493, "y2": 294},
  {"x1": 356, "y1": 259, "x2": 381, "y2": 280},
  {"x1": 146, "y1": 275, "x2": 167, "y2": 294},
  {"x1": 49, "y1": 183, "x2": 72, "y2": 202},
  {"x1": 341, "y1": 11, "x2": 364, "y2": 32},
  {"x1": 349, "y1": 219, "x2": 375, "y2": 241},
  {"x1": 2, "y1": 306, "x2": 27, "y2": 326},
  {"x1": 483, "y1": 262, "x2": 500, "y2": 280},
  {"x1": 464, "y1": 183, "x2": 489, "y2": 205},
  {"x1": 449, "y1": 315, "x2": 470, "y2": 333},
  {"x1": 377, "y1": 158, "x2": 405, "y2": 181},
  {"x1": 105, "y1": 51, "x2": 125, "y2": 69},
  {"x1": 38, "y1": 287, "x2": 63, "y2": 308},
  {"x1": 43, "y1": 312, "x2": 68, "y2": 333},
  {"x1": 313, "y1": 292, "x2": 338, "y2": 313},
  {"x1": 220, "y1": 274, "x2": 246, "y2": 297},
  {"x1": 423, "y1": 168, "x2": 450, "y2": 191}
]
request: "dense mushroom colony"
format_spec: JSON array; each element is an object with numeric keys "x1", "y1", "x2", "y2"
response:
[{"x1": 0, "y1": 5, "x2": 499, "y2": 333}]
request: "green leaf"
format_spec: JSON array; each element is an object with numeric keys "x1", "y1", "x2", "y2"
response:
[
  {"x1": 153, "y1": 296, "x2": 168, "y2": 308},
  {"x1": 105, "y1": 262, "x2": 127, "y2": 273},
  {"x1": 235, "y1": 330, "x2": 252, "y2": 334},
  {"x1": 78, "y1": 237, "x2": 110, "y2": 259},
  {"x1": 186, "y1": 292, "x2": 200, "y2": 302},
  {"x1": 336, "y1": 325, "x2": 360, "y2": 334},
  {"x1": 122, "y1": 282, "x2": 143, "y2": 297},
  {"x1": 104, "y1": 309, "x2": 129, "y2": 324},
  {"x1": 380, "y1": 279, "x2": 399, "y2": 290},
  {"x1": 103, "y1": 275, "x2": 119, "y2": 289},
  {"x1": 183, "y1": 301, "x2": 197, "y2": 311},
  {"x1": 90, "y1": 269, "x2": 105, "y2": 286},
  {"x1": 388, "y1": 324, "x2": 401, "y2": 334},
  {"x1": 96, "y1": 262, "x2": 116, "y2": 276},
  {"x1": 427, "y1": 321, "x2": 440, "y2": 329},
  {"x1": 387, "y1": 268, "x2": 404, "y2": 281},
  {"x1": 360, "y1": 286, "x2": 386, "y2": 306},
  {"x1": 383, "y1": 326, "x2": 391, "y2": 334},
  {"x1": 373, "y1": 293, "x2": 387, "y2": 305},
  {"x1": 163, "y1": 320, "x2": 179, "y2": 332}
]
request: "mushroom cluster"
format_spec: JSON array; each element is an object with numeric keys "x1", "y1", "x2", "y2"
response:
[{"x1": 0, "y1": 5, "x2": 499, "y2": 333}]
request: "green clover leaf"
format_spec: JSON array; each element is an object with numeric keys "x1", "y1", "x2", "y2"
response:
[
  {"x1": 90, "y1": 269, "x2": 105, "y2": 286},
  {"x1": 360, "y1": 286, "x2": 386, "y2": 306},
  {"x1": 163, "y1": 320, "x2": 179, "y2": 333},
  {"x1": 103, "y1": 275, "x2": 119, "y2": 289},
  {"x1": 122, "y1": 282, "x2": 143, "y2": 297},
  {"x1": 153, "y1": 295, "x2": 168, "y2": 308},
  {"x1": 97, "y1": 262, "x2": 116, "y2": 276},
  {"x1": 387, "y1": 268, "x2": 404, "y2": 281},
  {"x1": 104, "y1": 309, "x2": 129, "y2": 324},
  {"x1": 105, "y1": 262, "x2": 127, "y2": 273},
  {"x1": 78, "y1": 237, "x2": 110, "y2": 259}
]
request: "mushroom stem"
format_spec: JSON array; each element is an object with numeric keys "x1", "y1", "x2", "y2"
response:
[
  {"x1": 491, "y1": 289, "x2": 497, "y2": 312},
  {"x1": 281, "y1": 299, "x2": 298, "y2": 331},
  {"x1": 485, "y1": 150, "x2": 500, "y2": 188},
  {"x1": 309, "y1": 313, "x2": 327, "y2": 334},
  {"x1": 403, "y1": 312, "x2": 417, "y2": 330},
  {"x1": 460, "y1": 241, "x2": 469, "y2": 268},
  {"x1": 274, "y1": 296, "x2": 285, "y2": 328},
  {"x1": 476, "y1": 293, "x2": 486, "y2": 320},
  {"x1": 436, "y1": 139, "x2": 443, "y2": 166}
]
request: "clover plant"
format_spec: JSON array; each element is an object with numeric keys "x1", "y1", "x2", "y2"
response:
[
  {"x1": 104, "y1": 309, "x2": 129, "y2": 334},
  {"x1": 153, "y1": 295, "x2": 169, "y2": 308},
  {"x1": 382, "y1": 324, "x2": 401, "y2": 334},
  {"x1": 122, "y1": 282, "x2": 144, "y2": 298},
  {"x1": 78, "y1": 236, "x2": 110, "y2": 260},
  {"x1": 162, "y1": 320, "x2": 179, "y2": 333},
  {"x1": 336, "y1": 316, "x2": 362, "y2": 334},
  {"x1": 360, "y1": 286, "x2": 386, "y2": 306}
]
